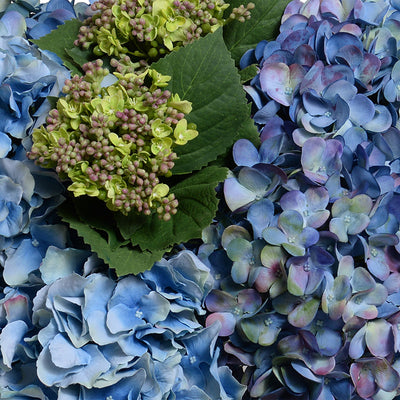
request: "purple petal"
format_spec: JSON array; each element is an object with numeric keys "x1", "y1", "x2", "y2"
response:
[
  {"x1": 288, "y1": 263, "x2": 309, "y2": 296},
  {"x1": 350, "y1": 363, "x2": 376, "y2": 399},
  {"x1": 260, "y1": 62, "x2": 292, "y2": 106},
  {"x1": 349, "y1": 324, "x2": 367, "y2": 359},
  {"x1": 233, "y1": 139, "x2": 260, "y2": 167},
  {"x1": 224, "y1": 177, "x2": 256, "y2": 212},
  {"x1": 205, "y1": 312, "x2": 236, "y2": 337},
  {"x1": 363, "y1": 105, "x2": 392, "y2": 133},
  {"x1": 365, "y1": 319, "x2": 394, "y2": 357},
  {"x1": 288, "y1": 297, "x2": 319, "y2": 328},
  {"x1": 349, "y1": 94, "x2": 375, "y2": 126}
]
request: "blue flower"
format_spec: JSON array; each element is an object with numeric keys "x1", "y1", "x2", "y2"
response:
[{"x1": 0, "y1": 11, "x2": 69, "y2": 144}]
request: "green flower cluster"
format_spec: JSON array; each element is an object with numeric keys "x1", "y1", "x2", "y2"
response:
[
  {"x1": 28, "y1": 58, "x2": 198, "y2": 220},
  {"x1": 74, "y1": 0, "x2": 254, "y2": 59}
]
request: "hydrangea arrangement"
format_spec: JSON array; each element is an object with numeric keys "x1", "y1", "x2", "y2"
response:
[{"x1": 5, "y1": 0, "x2": 400, "y2": 398}]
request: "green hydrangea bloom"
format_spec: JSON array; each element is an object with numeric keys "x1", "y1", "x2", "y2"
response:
[
  {"x1": 74, "y1": 0, "x2": 253, "y2": 59},
  {"x1": 29, "y1": 59, "x2": 198, "y2": 220}
]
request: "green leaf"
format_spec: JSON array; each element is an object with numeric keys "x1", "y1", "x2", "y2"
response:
[
  {"x1": 223, "y1": 0, "x2": 291, "y2": 65},
  {"x1": 59, "y1": 200, "x2": 165, "y2": 275},
  {"x1": 64, "y1": 197, "x2": 124, "y2": 251},
  {"x1": 32, "y1": 19, "x2": 83, "y2": 75},
  {"x1": 116, "y1": 166, "x2": 228, "y2": 250},
  {"x1": 239, "y1": 64, "x2": 258, "y2": 83},
  {"x1": 64, "y1": 46, "x2": 92, "y2": 69},
  {"x1": 152, "y1": 29, "x2": 254, "y2": 174}
]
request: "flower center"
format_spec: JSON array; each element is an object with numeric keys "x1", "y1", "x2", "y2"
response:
[
  {"x1": 344, "y1": 215, "x2": 351, "y2": 223},
  {"x1": 189, "y1": 355, "x2": 197, "y2": 364},
  {"x1": 303, "y1": 262, "x2": 310, "y2": 272},
  {"x1": 135, "y1": 310, "x2": 143, "y2": 318},
  {"x1": 264, "y1": 317, "x2": 273, "y2": 326},
  {"x1": 233, "y1": 306, "x2": 241, "y2": 315},
  {"x1": 324, "y1": 111, "x2": 332, "y2": 118},
  {"x1": 288, "y1": 236, "x2": 296, "y2": 244},
  {"x1": 354, "y1": 297, "x2": 363, "y2": 305},
  {"x1": 284, "y1": 86, "x2": 293, "y2": 95},
  {"x1": 370, "y1": 248, "x2": 378, "y2": 257}
]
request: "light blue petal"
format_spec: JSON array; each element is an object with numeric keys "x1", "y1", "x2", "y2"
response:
[
  {"x1": 3, "y1": 239, "x2": 42, "y2": 286},
  {"x1": 0, "y1": 320, "x2": 28, "y2": 368},
  {"x1": 0, "y1": 132, "x2": 11, "y2": 158},
  {"x1": 40, "y1": 246, "x2": 91, "y2": 284}
]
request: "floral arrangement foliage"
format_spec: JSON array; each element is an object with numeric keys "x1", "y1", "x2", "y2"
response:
[
  {"x1": 196, "y1": 0, "x2": 400, "y2": 398},
  {"x1": 24, "y1": 0, "x2": 295, "y2": 274},
  {"x1": 10, "y1": 0, "x2": 400, "y2": 397}
]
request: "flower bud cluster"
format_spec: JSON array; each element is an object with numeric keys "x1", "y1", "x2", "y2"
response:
[
  {"x1": 28, "y1": 59, "x2": 198, "y2": 220},
  {"x1": 74, "y1": 0, "x2": 254, "y2": 59}
]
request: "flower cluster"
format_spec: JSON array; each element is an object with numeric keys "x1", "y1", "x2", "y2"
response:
[
  {"x1": 74, "y1": 0, "x2": 254, "y2": 59},
  {"x1": 207, "y1": 0, "x2": 400, "y2": 398},
  {"x1": 29, "y1": 57, "x2": 198, "y2": 218},
  {"x1": 0, "y1": 10, "x2": 70, "y2": 156},
  {"x1": 1, "y1": 246, "x2": 246, "y2": 399}
]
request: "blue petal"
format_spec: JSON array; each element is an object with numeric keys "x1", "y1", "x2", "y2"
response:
[{"x1": 233, "y1": 139, "x2": 259, "y2": 167}]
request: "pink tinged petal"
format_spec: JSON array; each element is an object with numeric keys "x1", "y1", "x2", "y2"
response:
[
  {"x1": 238, "y1": 289, "x2": 262, "y2": 313},
  {"x1": 350, "y1": 363, "x2": 377, "y2": 399},
  {"x1": 384, "y1": 272, "x2": 400, "y2": 294},
  {"x1": 367, "y1": 257, "x2": 390, "y2": 281},
  {"x1": 260, "y1": 63, "x2": 292, "y2": 106},
  {"x1": 306, "y1": 355, "x2": 336, "y2": 376},
  {"x1": 354, "y1": 304, "x2": 379, "y2": 321},
  {"x1": 224, "y1": 177, "x2": 256, "y2": 212},
  {"x1": 365, "y1": 319, "x2": 394, "y2": 357},
  {"x1": 307, "y1": 210, "x2": 330, "y2": 228},
  {"x1": 300, "y1": 61, "x2": 324, "y2": 94},
  {"x1": 4, "y1": 294, "x2": 28, "y2": 323},
  {"x1": 294, "y1": 44, "x2": 316, "y2": 67},
  {"x1": 250, "y1": 266, "x2": 277, "y2": 292},
  {"x1": 356, "y1": 53, "x2": 381, "y2": 85},
  {"x1": 288, "y1": 264, "x2": 309, "y2": 296},
  {"x1": 224, "y1": 342, "x2": 254, "y2": 366},
  {"x1": 373, "y1": 359, "x2": 400, "y2": 392},
  {"x1": 339, "y1": 23, "x2": 362, "y2": 36},
  {"x1": 349, "y1": 324, "x2": 367, "y2": 359},
  {"x1": 249, "y1": 369, "x2": 273, "y2": 398},
  {"x1": 288, "y1": 297, "x2": 319, "y2": 328},
  {"x1": 205, "y1": 312, "x2": 236, "y2": 337},
  {"x1": 321, "y1": 0, "x2": 347, "y2": 20},
  {"x1": 300, "y1": 0, "x2": 321, "y2": 18}
]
